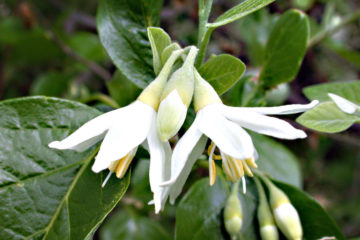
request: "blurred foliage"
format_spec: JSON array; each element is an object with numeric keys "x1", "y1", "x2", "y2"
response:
[{"x1": 1, "y1": 0, "x2": 360, "y2": 238}]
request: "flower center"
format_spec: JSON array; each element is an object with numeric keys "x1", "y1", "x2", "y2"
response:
[
  {"x1": 102, "y1": 147, "x2": 137, "y2": 187},
  {"x1": 207, "y1": 142, "x2": 257, "y2": 193}
]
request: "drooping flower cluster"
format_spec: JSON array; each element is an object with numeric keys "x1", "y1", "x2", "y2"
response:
[{"x1": 48, "y1": 27, "x2": 318, "y2": 213}]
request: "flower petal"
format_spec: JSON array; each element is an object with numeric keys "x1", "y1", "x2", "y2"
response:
[
  {"x1": 198, "y1": 104, "x2": 255, "y2": 159},
  {"x1": 161, "y1": 116, "x2": 203, "y2": 187},
  {"x1": 91, "y1": 101, "x2": 155, "y2": 172},
  {"x1": 48, "y1": 106, "x2": 133, "y2": 152},
  {"x1": 168, "y1": 135, "x2": 207, "y2": 204},
  {"x1": 328, "y1": 93, "x2": 359, "y2": 114},
  {"x1": 223, "y1": 108, "x2": 306, "y2": 139},
  {"x1": 227, "y1": 100, "x2": 319, "y2": 115},
  {"x1": 147, "y1": 116, "x2": 172, "y2": 213}
]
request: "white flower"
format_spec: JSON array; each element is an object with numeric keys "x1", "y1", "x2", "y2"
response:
[
  {"x1": 328, "y1": 93, "x2": 360, "y2": 114},
  {"x1": 49, "y1": 49, "x2": 184, "y2": 213},
  {"x1": 161, "y1": 70, "x2": 318, "y2": 202}
]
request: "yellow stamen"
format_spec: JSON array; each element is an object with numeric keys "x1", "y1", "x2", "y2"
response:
[
  {"x1": 245, "y1": 157, "x2": 257, "y2": 168},
  {"x1": 235, "y1": 159, "x2": 245, "y2": 178},
  {"x1": 207, "y1": 142, "x2": 222, "y2": 160},
  {"x1": 107, "y1": 148, "x2": 137, "y2": 179},
  {"x1": 242, "y1": 161, "x2": 253, "y2": 177},
  {"x1": 209, "y1": 159, "x2": 216, "y2": 186}
]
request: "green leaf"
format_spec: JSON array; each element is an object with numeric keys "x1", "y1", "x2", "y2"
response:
[
  {"x1": 251, "y1": 133, "x2": 302, "y2": 188},
  {"x1": 274, "y1": 180, "x2": 346, "y2": 240},
  {"x1": 207, "y1": 0, "x2": 275, "y2": 28},
  {"x1": 67, "y1": 32, "x2": 109, "y2": 62},
  {"x1": 198, "y1": 54, "x2": 246, "y2": 95},
  {"x1": 303, "y1": 81, "x2": 360, "y2": 105},
  {"x1": 30, "y1": 72, "x2": 73, "y2": 97},
  {"x1": 260, "y1": 10, "x2": 310, "y2": 87},
  {"x1": 0, "y1": 97, "x2": 130, "y2": 239},
  {"x1": 175, "y1": 176, "x2": 229, "y2": 240},
  {"x1": 100, "y1": 209, "x2": 171, "y2": 240},
  {"x1": 106, "y1": 70, "x2": 141, "y2": 106},
  {"x1": 297, "y1": 102, "x2": 360, "y2": 133},
  {"x1": 147, "y1": 27, "x2": 172, "y2": 75},
  {"x1": 97, "y1": 0, "x2": 163, "y2": 88}
]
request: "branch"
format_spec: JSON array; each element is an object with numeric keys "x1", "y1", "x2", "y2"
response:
[{"x1": 308, "y1": 9, "x2": 360, "y2": 48}]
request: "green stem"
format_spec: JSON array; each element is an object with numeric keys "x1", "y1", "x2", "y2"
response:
[
  {"x1": 308, "y1": 9, "x2": 360, "y2": 48},
  {"x1": 198, "y1": 0, "x2": 213, "y2": 46},
  {"x1": 81, "y1": 93, "x2": 120, "y2": 109},
  {"x1": 195, "y1": 27, "x2": 214, "y2": 68}
]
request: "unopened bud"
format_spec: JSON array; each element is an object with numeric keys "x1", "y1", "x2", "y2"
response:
[
  {"x1": 254, "y1": 178, "x2": 279, "y2": 240},
  {"x1": 224, "y1": 182, "x2": 243, "y2": 238},
  {"x1": 157, "y1": 90, "x2": 187, "y2": 141},
  {"x1": 157, "y1": 46, "x2": 198, "y2": 141},
  {"x1": 265, "y1": 178, "x2": 302, "y2": 240}
]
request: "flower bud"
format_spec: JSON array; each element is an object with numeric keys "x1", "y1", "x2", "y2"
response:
[
  {"x1": 265, "y1": 178, "x2": 302, "y2": 240},
  {"x1": 157, "y1": 46, "x2": 198, "y2": 141},
  {"x1": 254, "y1": 178, "x2": 279, "y2": 240},
  {"x1": 224, "y1": 182, "x2": 243, "y2": 238}
]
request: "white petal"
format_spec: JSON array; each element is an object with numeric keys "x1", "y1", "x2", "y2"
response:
[
  {"x1": 223, "y1": 108, "x2": 306, "y2": 139},
  {"x1": 328, "y1": 93, "x2": 359, "y2": 114},
  {"x1": 161, "y1": 116, "x2": 203, "y2": 187},
  {"x1": 147, "y1": 116, "x2": 172, "y2": 213},
  {"x1": 157, "y1": 90, "x2": 187, "y2": 141},
  {"x1": 48, "y1": 105, "x2": 134, "y2": 152},
  {"x1": 168, "y1": 135, "x2": 208, "y2": 203},
  {"x1": 198, "y1": 104, "x2": 255, "y2": 159},
  {"x1": 227, "y1": 100, "x2": 319, "y2": 115},
  {"x1": 91, "y1": 101, "x2": 154, "y2": 172}
]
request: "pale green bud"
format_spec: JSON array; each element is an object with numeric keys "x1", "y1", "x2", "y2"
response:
[
  {"x1": 224, "y1": 182, "x2": 243, "y2": 238},
  {"x1": 157, "y1": 46, "x2": 198, "y2": 141},
  {"x1": 157, "y1": 90, "x2": 187, "y2": 141},
  {"x1": 254, "y1": 178, "x2": 279, "y2": 240},
  {"x1": 264, "y1": 178, "x2": 303, "y2": 240},
  {"x1": 260, "y1": 225, "x2": 279, "y2": 240}
]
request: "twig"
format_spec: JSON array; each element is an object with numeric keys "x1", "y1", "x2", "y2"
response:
[
  {"x1": 308, "y1": 9, "x2": 360, "y2": 48},
  {"x1": 30, "y1": 2, "x2": 112, "y2": 82},
  {"x1": 46, "y1": 30, "x2": 112, "y2": 82}
]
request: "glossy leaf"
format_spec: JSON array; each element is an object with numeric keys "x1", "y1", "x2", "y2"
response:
[
  {"x1": 175, "y1": 176, "x2": 229, "y2": 240},
  {"x1": 97, "y1": 0, "x2": 163, "y2": 88},
  {"x1": 251, "y1": 133, "x2": 302, "y2": 188},
  {"x1": 100, "y1": 209, "x2": 171, "y2": 240},
  {"x1": 198, "y1": 54, "x2": 246, "y2": 95},
  {"x1": 260, "y1": 10, "x2": 310, "y2": 87},
  {"x1": 208, "y1": 0, "x2": 275, "y2": 28},
  {"x1": 0, "y1": 97, "x2": 130, "y2": 239},
  {"x1": 274, "y1": 180, "x2": 346, "y2": 240},
  {"x1": 304, "y1": 81, "x2": 360, "y2": 105},
  {"x1": 148, "y1": 27, "x2": 172, "y2": 75},
  {"x1": 297, "y1": 102, "x2": 360, "y2": 133}
]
